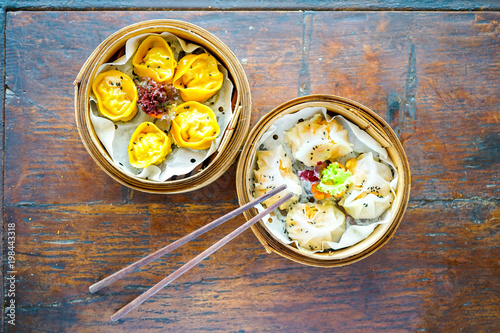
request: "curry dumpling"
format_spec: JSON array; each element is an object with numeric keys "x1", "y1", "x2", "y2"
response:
[
  {"x1": 132, "y1": 35, "x2": 177, "y2": 84},
  {"x1": 128, "y1": 122, "x2": 173, "y2": 169},
  {"x1": 339, "y1": 152, "x2": 394, "y2": 220},
  {"x1": 285, "y1": 202, "x2": 346, "y2": 252},
  {"x1": 173, "y1": 53, "x2": 223, "y2": 103},
  {"x1": 284, "y1": 113, "x2": 352, "y2": 167},
  {"x1": 171, "y1": 101, "x2": 220, "y2": 150},
  {"x1": 92, "y1": 70, "x2": 138, "y2": 122},
  {"x1": 254, "y1": 145, "x2": 302, "y2": 210}
]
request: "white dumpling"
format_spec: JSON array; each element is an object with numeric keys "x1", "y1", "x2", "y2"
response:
[
  {"x1": 286, "y1": 202, "x2": 346, "y2": 252},
  {"x1": 339, "y1": 152, "x2": 394, "y2": 220},
  {"x1": 284, "y1": 113, "x2": 353, "y2": 167},
  {"x1": 254, "y1": 145, "x2": 302, "y2": 210}
]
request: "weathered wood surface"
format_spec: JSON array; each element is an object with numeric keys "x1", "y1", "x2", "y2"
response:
[
  {"x1": 2, "y1": 10, "x2": 499, "y2": 332},
  {"x1": 2, "y1": 1, "x2": 500, "y2": 11}
]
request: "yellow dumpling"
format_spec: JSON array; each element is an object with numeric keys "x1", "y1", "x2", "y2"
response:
[
  {"x1": 128, "y1": 122, "x2": 172, "y2": 168},
  {"x1": 92, "y1": 70, "x2": 138, "y2": 121},
  {"x1": 171, "y1": 101, "x2": 220, "y2": 150},
  {"x1": 173, "y1": 53, "x2": 223, "y2": 103},
  {"x1": 132, "y1": 35, "x2": 176, "y2": 83}
]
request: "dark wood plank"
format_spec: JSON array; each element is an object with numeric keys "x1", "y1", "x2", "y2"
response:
[
  {"x1": 7, "y1": 200, "x2": 499, "y2": 331},
  {"x1": 306, "y1": 12, "x2": 500, "y2": 200},
  {"x1": 0, "y1": 7, "x2": 6, "y2": 332},
  {"x1": 3, "y1": 0, "x2": 500, "y2": 11}
]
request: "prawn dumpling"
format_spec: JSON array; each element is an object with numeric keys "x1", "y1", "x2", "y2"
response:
[
  {"x1": 284, "y1": 113, "x2": 352, "y2": 167},
  {"x1": 286, "y1": 202, "x2": 346, "y2": 252},
  {"x1": 339, "y1": 152, "x2": 394, "y2": 220},
  {"x1": 253, "y1": 145, "x2": 302, "y2": 210}
]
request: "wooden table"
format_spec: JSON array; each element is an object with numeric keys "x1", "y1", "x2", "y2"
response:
[{"x1": 2, "y1": 2, "x2": 499, "y2": 332}]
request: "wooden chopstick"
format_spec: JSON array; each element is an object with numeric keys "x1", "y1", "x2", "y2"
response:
[
  {"x1": 110, "y1": 191, "x2": 293, "y2": 322},
  {"x1": 89, "y1": 184, "x2": 287, "y2": 294}
]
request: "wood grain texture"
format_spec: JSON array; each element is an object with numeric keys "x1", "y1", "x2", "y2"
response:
[
  {"x1": 2, "y1": 10, "x2": 499, "y2": 332},
  {"x1": 2, "y1": 0, "x2": 500, "y2": 11},
  {"x1": 6, "y1": 200, "x2": 500, "y2": 331},
  {"x1": 305, "y1": 12, "x2": 500, "y2": 201}
]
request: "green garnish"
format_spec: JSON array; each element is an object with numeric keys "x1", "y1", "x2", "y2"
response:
[{"x1": 316, "y1": 162, "x2": 352, "y2": 197}]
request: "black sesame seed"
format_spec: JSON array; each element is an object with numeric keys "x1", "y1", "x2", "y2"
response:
[
  {"x1": 191, "y1": 159, "x2": 196, "y2": 163},
  {"x1": 273, "y1": 134, "x2": 279, "y2": 140}
]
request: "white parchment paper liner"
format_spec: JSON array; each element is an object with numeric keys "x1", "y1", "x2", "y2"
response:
[
  {"x1": 89, "y1": 32, "x2": 234, "y2": 181},
  {"x1": 252, "y1": 107, "x2": 399, "y2": 252}
]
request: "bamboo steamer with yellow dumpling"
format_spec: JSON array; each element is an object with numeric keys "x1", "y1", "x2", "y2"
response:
[{"x1": 74, "y1": 20, "x2": 251, "y2": 193}]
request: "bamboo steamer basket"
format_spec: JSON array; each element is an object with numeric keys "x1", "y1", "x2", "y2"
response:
[
  {"x1": 74, "y1": 20, "x2": 251, "y2": 193},
  {"x1": 236, "y1": 95, "x2": 411, "y2": 267}
]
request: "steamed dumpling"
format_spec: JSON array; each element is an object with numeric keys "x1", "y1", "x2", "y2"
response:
[
  {"x1": 284, "y1": 113, "x2": 353, "y2": 167},
  {"x1": 339, "y1": 152, "x2": 394, "y2": 219},
  {"x1": 286, "y1": 202, "x2": 346, "y2": 252},
  {"x1": 254, "y1": 145, "x2": 302, "y2": 210}
]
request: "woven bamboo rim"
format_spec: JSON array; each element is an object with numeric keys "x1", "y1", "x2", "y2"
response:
[
  {"x1": 74, "y1": 20, "x2": 251, "y2": 193},
  {"x1": 236, "y1": 95, "x2": 411, "y2": 267}
]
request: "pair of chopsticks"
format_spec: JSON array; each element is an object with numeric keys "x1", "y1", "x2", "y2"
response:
[{"x1": 89, "y1": 184, "x2": 291, "y2": 322}]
